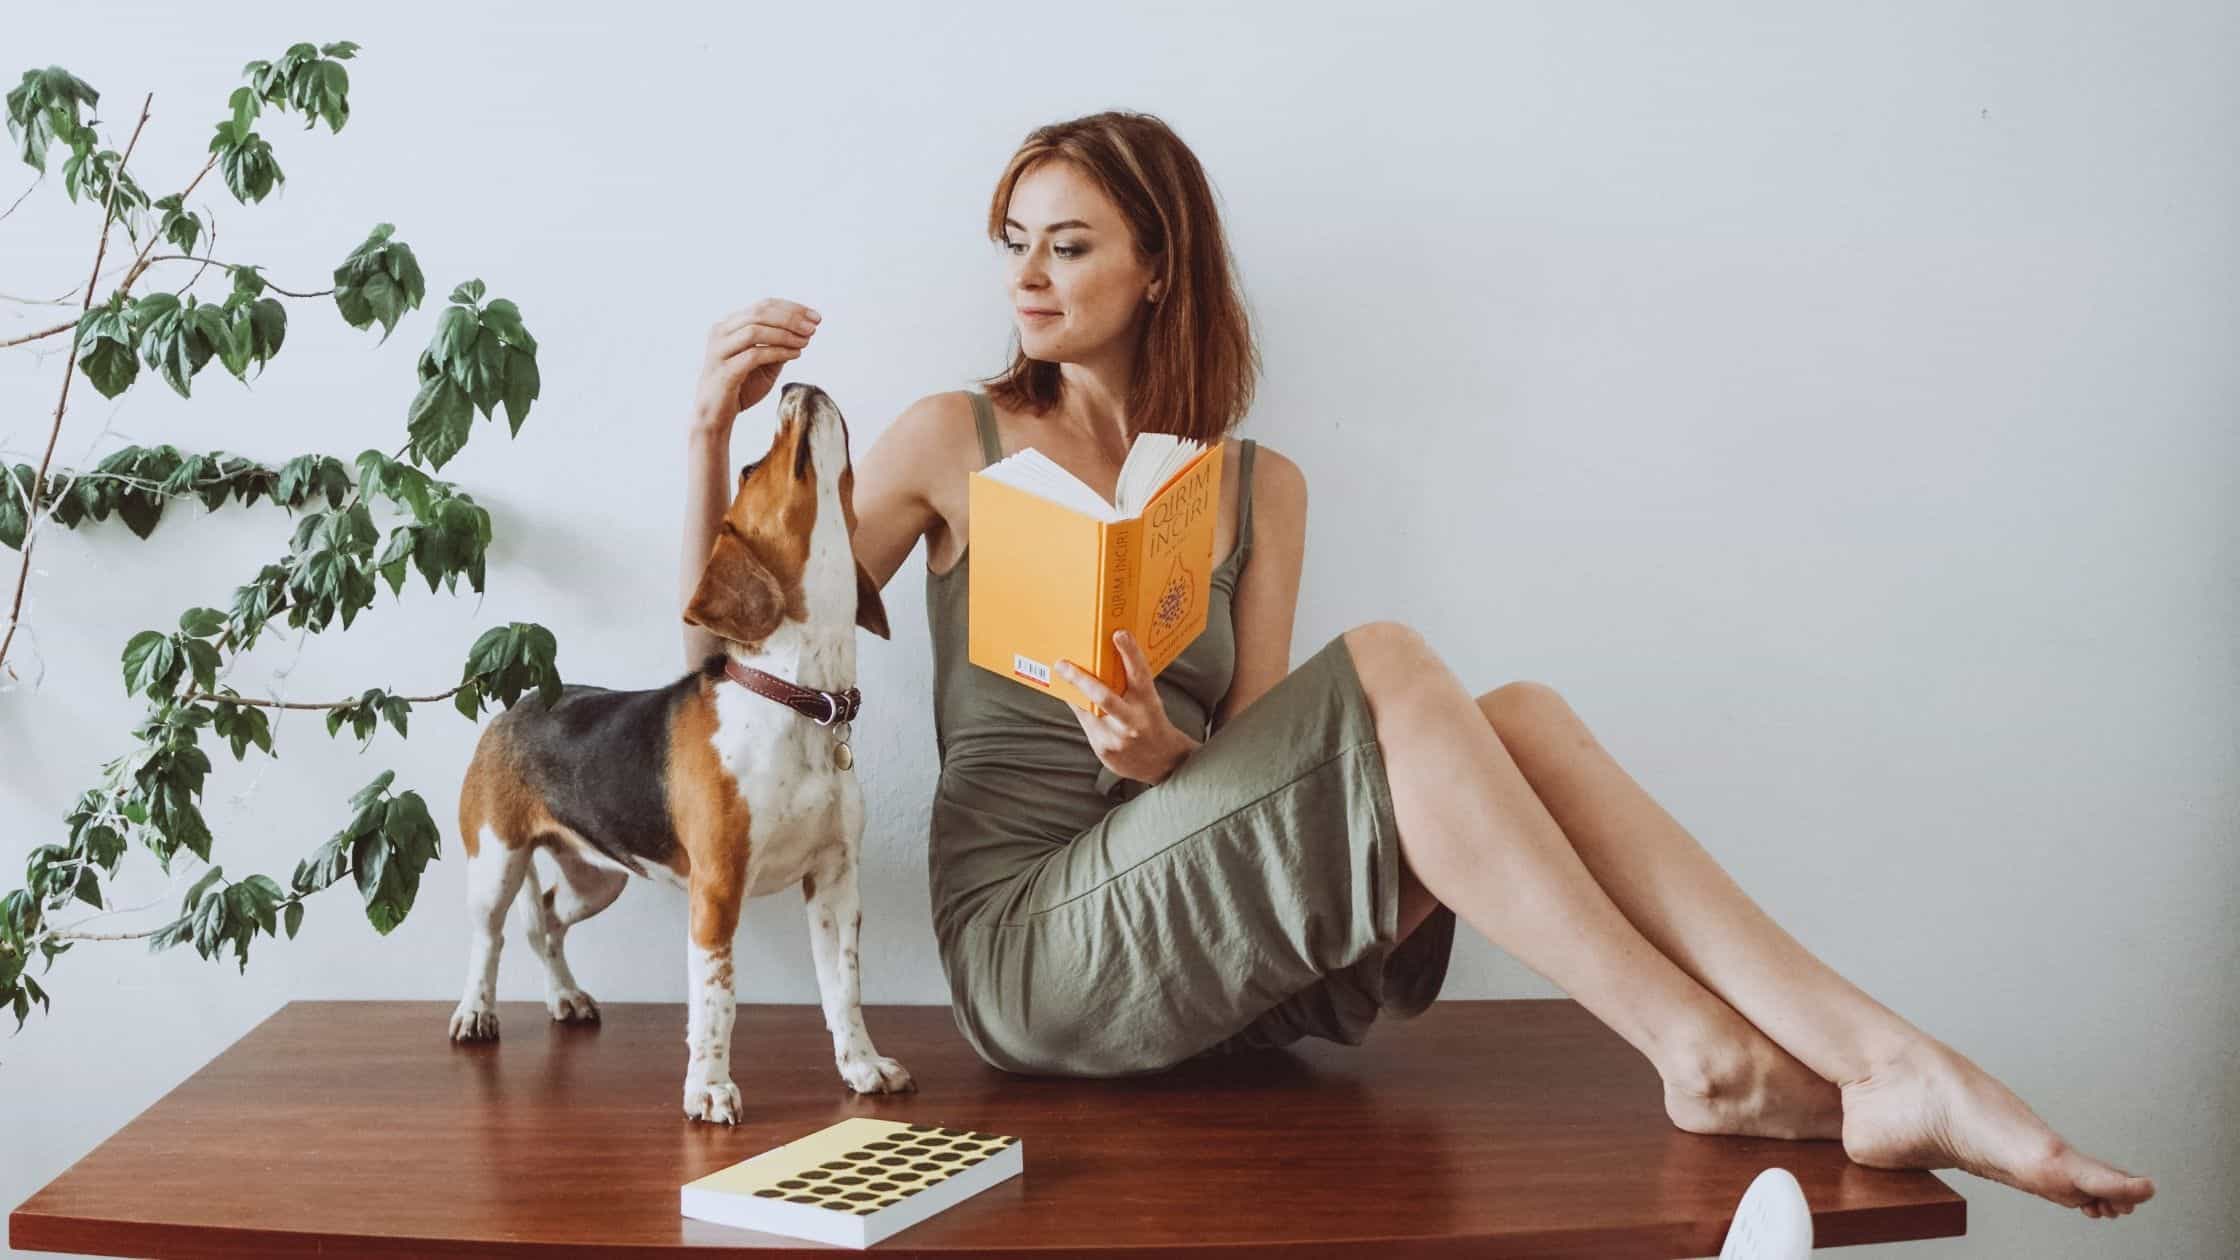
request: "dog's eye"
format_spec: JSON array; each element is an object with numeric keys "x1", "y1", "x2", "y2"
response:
[{"x1": 739, "y1": 460, "x2": 761, "y2": 478}]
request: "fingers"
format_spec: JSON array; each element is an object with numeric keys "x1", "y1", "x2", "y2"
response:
[
  {"x1": 1113, "y1": 629, "x2": 1147, "y2": 685},
  {"x1": 1056, "y1": 659, "x2": 1114, "y2": 710},
  {"x1": 708, "y1": 319, "x2": 814, "y2": 361},
  {"x1": 712, "y1": 299, "x2": 822, "y2": 339}
]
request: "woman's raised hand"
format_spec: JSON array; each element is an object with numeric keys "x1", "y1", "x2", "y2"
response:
[{"x1": 690, "y1": 298, "x2": 823, "y2": 433}]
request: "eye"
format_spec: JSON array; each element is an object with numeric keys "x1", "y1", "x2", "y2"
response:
[
  {"x1": 740, "y1": 459, "x2": 761, "y2": 478},
  {"x1": 1001, "y1": 240, "x2": 1083, "y2": 258}
]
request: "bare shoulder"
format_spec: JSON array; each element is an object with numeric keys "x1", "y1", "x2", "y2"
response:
[
  {"x1": 859, "y1": 390, "x2": 976, "y2": 499},
  {"x1": 1238, "y1": 438, "x2": 1306, "y2": 512},
  {"x1": 870, "y1": 389, "x2": 976, "y2": 467}
]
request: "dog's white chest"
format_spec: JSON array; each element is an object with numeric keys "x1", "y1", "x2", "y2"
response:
[{"x1": 709, "y1": 684, "x2": 855, "y2": 896}]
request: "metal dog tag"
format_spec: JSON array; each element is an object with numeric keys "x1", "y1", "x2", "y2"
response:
[{"x1": 833, "y1": 742, "x2": 854, "y2": 771}]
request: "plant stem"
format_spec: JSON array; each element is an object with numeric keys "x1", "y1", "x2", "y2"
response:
[{"x1": 0, "y1": 94, "x2": 155, "y2": 685}]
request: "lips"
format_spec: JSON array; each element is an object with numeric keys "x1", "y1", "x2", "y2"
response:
[{"x1": 1019, "y1": 309, "x2": 1060, "y2": 318}]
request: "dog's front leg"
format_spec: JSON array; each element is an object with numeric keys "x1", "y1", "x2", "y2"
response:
[
  {"x1": 804, "y1": 848, "x2": 914, "y2": 1094},
  {"x1": 682, "y1": 864, "x2": 745, "y2": 1124}
]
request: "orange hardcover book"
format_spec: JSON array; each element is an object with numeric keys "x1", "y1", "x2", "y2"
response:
[{"x1": 967, "y1": 436, "x2": 1222, "y2": 717}]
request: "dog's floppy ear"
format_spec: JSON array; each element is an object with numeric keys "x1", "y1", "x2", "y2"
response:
[
  {"x1": 684, "y1": 525, "x2": 788, "y2": 648},
  {"x1": 853, "y1": 558, "x2": 891, "y2": 640}
]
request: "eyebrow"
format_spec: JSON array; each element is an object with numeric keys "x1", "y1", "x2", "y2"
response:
[{"x1": 1003, "y1": 218, "x2": 1094, "y2": 233}]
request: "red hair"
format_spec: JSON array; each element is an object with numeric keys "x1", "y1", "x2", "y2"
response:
[{"x1": 978, "y1": 110, "x2": 1261, "y2": 446}]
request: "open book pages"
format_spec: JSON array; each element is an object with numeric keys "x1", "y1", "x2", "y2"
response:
[{"x1": 980, "y1": 432, "x2": 1207, "y2": 519}]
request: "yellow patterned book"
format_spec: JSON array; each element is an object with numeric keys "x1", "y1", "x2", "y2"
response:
[
  {"x1": 681, "y1": 1117, "x2": 1024, "y2": 1248},
  {"x1": 967, "y1": 434, "x2": 1222, "y2": 717}
]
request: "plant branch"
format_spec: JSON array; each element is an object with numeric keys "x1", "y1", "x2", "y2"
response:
[
  {"x1": 180, "y1": 683, "x2": 467, "y2": 710},
  {"x1": 0, "y1": 173, "x2": 38, "y2": 224},
  {"x1": 0, "y1": 246, "x2": 330, "y2": 349},
  {"x1": 142, "y1": 254, "x2": 332, "y2": 298},
  {"x1": 0, "y1": 92, "x2": 155, "y2": 685},
  {"x1": 0, "y1": 317, "x2": 78, "y2": 348}
]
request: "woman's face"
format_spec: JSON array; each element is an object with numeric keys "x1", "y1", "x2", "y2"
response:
[{"x1": 1000, "y1": 160, "x2": 1161, "y2": 365}]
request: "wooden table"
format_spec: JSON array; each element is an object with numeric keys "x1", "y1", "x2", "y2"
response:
[{"x1": 10, "y1": 999, "x2": 1964, "y2": 1257}]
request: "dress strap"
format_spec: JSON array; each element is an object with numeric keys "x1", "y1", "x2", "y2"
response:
[
  {"x1": 968, "y1": 391, "x2": 1003, "y2": 467},
  {"x1": 1236, "y1": 438, "x2": 1258, "y2": 552}
]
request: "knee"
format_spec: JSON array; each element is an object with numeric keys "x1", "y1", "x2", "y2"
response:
[
  {"x1": 1342, "y1": 620, "x2": 1436, "y2": 676},
  {"x1": 1480, "y1": 679, "x2": 1570, "y2": 723},
  {"x1": 1343, "y1": 621, "x2": 1462, "y2": 715}
]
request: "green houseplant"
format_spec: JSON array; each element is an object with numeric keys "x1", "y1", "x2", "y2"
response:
[{"x1": 0, "y1": 42, "x2": 568, "y2": 1040}]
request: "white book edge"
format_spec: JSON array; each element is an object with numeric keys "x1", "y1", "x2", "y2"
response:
[
  {"x1": 680, "y1": 1139, "x2": 1025, "y2": 1250},
  {"x1": 978, "y1": 434, "x2": 1202, "y2": 521}
]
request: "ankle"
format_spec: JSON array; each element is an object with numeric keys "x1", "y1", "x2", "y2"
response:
[
  {"x1": 1655, "y1": 1022, "x2": 1753, "y2": 1100},
  {"x1": 1843, "y1": 1031, "x2": 1950, "y2": 1088}
]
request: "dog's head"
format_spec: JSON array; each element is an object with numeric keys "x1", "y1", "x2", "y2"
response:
[{"x1": 683, "y1": 381, "x2": 891, "y2": 652}]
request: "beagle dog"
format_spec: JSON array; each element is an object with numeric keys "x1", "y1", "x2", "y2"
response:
[{"x1": 447, "y1": 380, "x2": 913, "y2": 1124}]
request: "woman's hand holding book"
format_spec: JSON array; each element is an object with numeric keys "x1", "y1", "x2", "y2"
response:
[{"x1": 1057, "y1": 629, "x2": 1200, "y2": 788}]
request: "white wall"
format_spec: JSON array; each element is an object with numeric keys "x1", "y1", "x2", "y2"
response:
[{"x1": 4, "y1": 3, "x2": 2231, "y2": 1256}]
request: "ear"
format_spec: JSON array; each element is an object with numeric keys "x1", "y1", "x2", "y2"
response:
[
  {"x1": 684, "y1": 526, "x2": 788, "y2": 648},
  {"x1": 854, "y1": 558, "x2": 891, "y2": 640}
]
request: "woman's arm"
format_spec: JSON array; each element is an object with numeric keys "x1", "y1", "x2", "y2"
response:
[
  {"x1": 677, "y1": 299, "x2": 818, "y2": 671},
  {"x1": 681, "y1": 420, "x2": 733, "y2": 670}
]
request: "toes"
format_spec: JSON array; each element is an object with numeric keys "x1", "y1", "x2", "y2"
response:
[
  {"x1": 839, "y1": 1054, "x2": 915, "y2": 1094},
  {"x1": 447, "y1": 1008, "x2": 499, "y2": 1041},
  {"x1": 547, "y1": 990, "x2": 600, "y2": 1022},
  {"x1": 684, "y1": 1079, "x2": 743, "y2": 1125}
]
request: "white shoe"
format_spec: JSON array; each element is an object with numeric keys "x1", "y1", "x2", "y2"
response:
[{"x1": 1717, "y1": 1166, "x2": 1814, "y2": 1260}]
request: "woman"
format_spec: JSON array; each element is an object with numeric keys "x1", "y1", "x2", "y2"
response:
[{"x1": 679, "y1": 111, "x2": 2154, "y2": 1221}]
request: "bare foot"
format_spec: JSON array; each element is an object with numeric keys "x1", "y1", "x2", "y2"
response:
[
  {"x1": 1665, "y1": 1033, "x2": 1845, "y2": 1141},
  {"x1": 1840, "y1": 1038, "x2": 2156, "y2": 1217}
]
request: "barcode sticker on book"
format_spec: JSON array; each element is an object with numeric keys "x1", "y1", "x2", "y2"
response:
[{"x1": 1012, "y1": 653, "x2": 1050, "y2": 685}]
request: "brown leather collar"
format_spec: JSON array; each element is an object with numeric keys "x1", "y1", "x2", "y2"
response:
[{"x1": 721, "y1": 657, "x2": 861, "y2": 726}]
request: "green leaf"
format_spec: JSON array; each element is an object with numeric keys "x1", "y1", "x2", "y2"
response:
[
  {"x1": 351, "y1": 831, "x2": 389, "y2": 903},
  {"x1": 178, "y1": 607, "x2": 226, "y2": 637},
  {"x1": 170, "y1": 799, "x2": 214, "y2": 864},
  {"x1": 248, "y1": 298, "x2": 287, "y2": 372},
  {"x1": 0, "y1": 464, "x2": 33, "y2": 551},
  {"x1": 147, "y1": 914, "x2": 194, "y2": 953},
  {"x1": 115, "y1": 487, "x2": 163, "y2": 539},
  {"x1": 448, "y1": 279, "x2": 486, "y2": 305},
  {"x1": 181, "y1": 865, "x2": 225, "y2": 917},
  {"x1": 121, "y1": 630, "x2": 166, "y2": 697},
  {"x1": 184, "y1": 639, "x2": 221, "y2": 694},
  {"x1": 380, "y1": 695, "x2": 411, "y2": 738},
  {"x1": 192, "y1": 889, "x2": 227, "y2": 955},
  {"x1": 228, "y1": 85, "x2": 259, "y2": 132},
  {"x1": 283, "y1": 899, "x2": 304, "y2": 939},
  {"x1": 405, "y1": 376, "x2": 471, "y2": 470},
  {"x1": 501, "y1": 346, "x2": 539, "y2": 435},
  {"x1": 75, "y1": 299, "x2": 141, "y2": 398},
  {"x1": 467, "y1": 335, "x2": 503, "y2": 419},
  {"x1": 349, "y1": 771, "x2": 396, "y2": 814},
  {"x1": 479, "y1": 298, "x2": 534, "y2": 350}
]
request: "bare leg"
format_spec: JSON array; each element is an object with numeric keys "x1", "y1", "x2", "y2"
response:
[
  {"x1": 1472, "y1": 678, "x2": 2155, "y2": 1217},
  {"x1": 1340, "y1": 624, "x2": 1759, "y2": 1102},
  {"x1": 1348, "y1": 622, "x2": 2154, "y2": 1217}
]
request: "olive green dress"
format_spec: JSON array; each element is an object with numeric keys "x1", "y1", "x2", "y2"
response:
[{"x1": 925, "y1": 390, "x2": 1457, "y2": 1077}]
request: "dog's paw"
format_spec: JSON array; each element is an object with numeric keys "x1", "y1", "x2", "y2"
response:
[
  {"x1": 683, "y1": 1076, "x2": 743, "y2": 1125},
  {"x1": 546, "y1": 988, "x2": 600, "y2": 1023},
  {"x1": 838, "y1": 1053, "x2": 916, "y2": 1095},
  {"x1": 447, "y1": 1003, "x2": 499, "y2": 1042}
]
